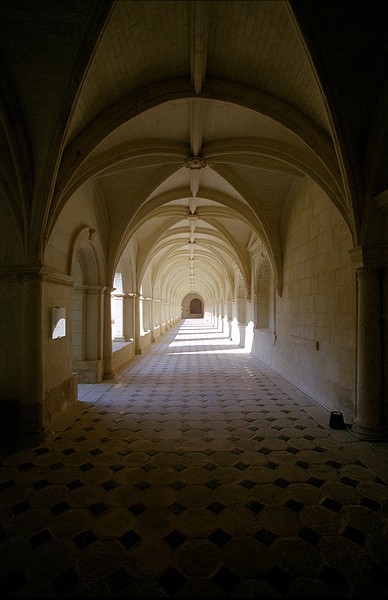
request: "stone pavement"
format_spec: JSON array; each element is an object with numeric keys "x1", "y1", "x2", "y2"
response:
[{"x1": 1, "y1": 319, "x2": 388, "y2": 597}]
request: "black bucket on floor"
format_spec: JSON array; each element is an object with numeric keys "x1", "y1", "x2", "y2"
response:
[{"x1": 329, "y1": 411, "x2": 345, "y2": 429}]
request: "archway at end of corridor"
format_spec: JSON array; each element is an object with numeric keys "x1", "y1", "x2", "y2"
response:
[{"x1": 181, "y1": 293, "x2": 204, "y2": 318}]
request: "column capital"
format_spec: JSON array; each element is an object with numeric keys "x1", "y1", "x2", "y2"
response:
[
  {"x1": 275, "y1": 281, "x2": 283, "y2": 297},
  {"x1": 348, "y1": 245, "x2": 385, "y2": 270},
  {"x1": 84, "y1": 285, "x2": 107, "y2": 295},
  {"x1": 374, "y1": 188, "x2": 388, "y2": 211},
  {"x1": 0, "y1": 263, "x2": 73, "y2": 286}
]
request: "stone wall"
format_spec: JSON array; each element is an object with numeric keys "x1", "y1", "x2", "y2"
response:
[{"x1": 251, "y1": 178, "x2": 356, "y2": 422}]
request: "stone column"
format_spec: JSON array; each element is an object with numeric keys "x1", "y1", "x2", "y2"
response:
[
  {"x1": 226, "y1": 299, "x2": 233, "y2": 340},
  {"x1": 375, "y1": 191, "x2": 388, "y2": 435},
  {"x1": 237, "y1": 296, "x2": 246, "y2": 348},
  {"x1": 20, "y1": 268, "x2": 46, "y2": 443},
  {"x1": 103, "y1": 287, "x2": 115, "y2": 379},
  {"x1": 349, "y1": 247, "x2": 384, "y2": 438},
  {"x1": 149, "y1": 298, "x2": 156, "y2": 342},
  {"x1": 219, "y1": 303, "x2": 225, "y2": 333},
  {"x1": 130, "y1": 293, "x2": 136, "y2": 341},
  {"x1": 135, "y1": 294, "x2": 142, "y2": 354},
  {"x1": 166, "y1": 302, "x2": 171, "y2": 329}
]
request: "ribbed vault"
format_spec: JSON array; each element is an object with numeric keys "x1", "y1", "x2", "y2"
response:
[{"x1": 2, "y1": 0, "x2": 386, "y2": 308}]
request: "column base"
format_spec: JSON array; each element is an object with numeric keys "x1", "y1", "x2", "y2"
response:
[
  {"x1": 347, "y1": 422, "x2": 387, "y2": 441},
  {"x1": 18, "y1": 403, "x2": 48, "y2": 448},
  {"x1": 103, "y1": 371, "x2": 115, "y2": 381},
  {"x1": 19, "y1": 427, "x2": 53, "y2": 448}
]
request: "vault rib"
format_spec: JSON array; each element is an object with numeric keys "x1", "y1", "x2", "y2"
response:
[{"x1": 190, "y1": 1, "x2": 209, "y2": 94}]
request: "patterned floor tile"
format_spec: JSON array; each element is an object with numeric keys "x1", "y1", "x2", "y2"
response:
[{"x1": 1, "y1": 319, "x2": 388, "y2": 597}]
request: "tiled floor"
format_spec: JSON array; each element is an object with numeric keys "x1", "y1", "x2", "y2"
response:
[{"x1": 1, "y1": 319, "x2": 388, "y2": 598}]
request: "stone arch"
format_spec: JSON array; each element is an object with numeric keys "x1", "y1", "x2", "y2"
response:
[
  {"x1": 190, "y1": 297, "x2": 202, "y2": 315},
  {"x1": 69, "y1": 228, "x2": 104, "y2": 383},
  {"x1": 182, "y1": 293, "x2": 204, "y2": 318}
]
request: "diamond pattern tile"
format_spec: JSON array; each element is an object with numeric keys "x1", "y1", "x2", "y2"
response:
[
  {"x1": 118, "y1": 530, "x2": 142, "y2": 549},
  {"x1": 158, "y1": 568, "x2": 187, "y2": 595},
  {"x1": 0, "y1": 320, "x2": 387, "y2": 598},
  {"x1": 322, "y1": 497, "x2": 343, "y2": 511},
  {"x1": 206, "y1": 501, "x2": 226, "y2": 514},
  {"x1": 52, "y1": 568, "x2": 81, "y2": 595},
  {"x1": 299, "y1": 526, "x2": 321, "y2": 544},
  {"x1": 28, "y1": 529, "x2": 53, "y2": 547},
  {"x1": 105, "y1": 567, "x2": 134, "y2": 594},
  {"x1": 73, "y1": 529, "x2": 97, "y2": 549},
  {"x1": 265, "y1": 565, "x2": 294, "y2": 593},
  {"x1": 255, "y1": 528, "x2": 279, "y2": 546},
  {"x1": 208, "y1": 528, "x2": 232, "y2": 547},
  {"x1": 212, "y1": 566, "x2": 240, "y2": 592},
  {"x1": 164, "y1": 529, "x2": 187, "y2": 548}
]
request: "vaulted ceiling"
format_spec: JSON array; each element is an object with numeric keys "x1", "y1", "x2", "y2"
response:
[{"x1": 1, "y1": 0, "x2": 387, "y2": 303}]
